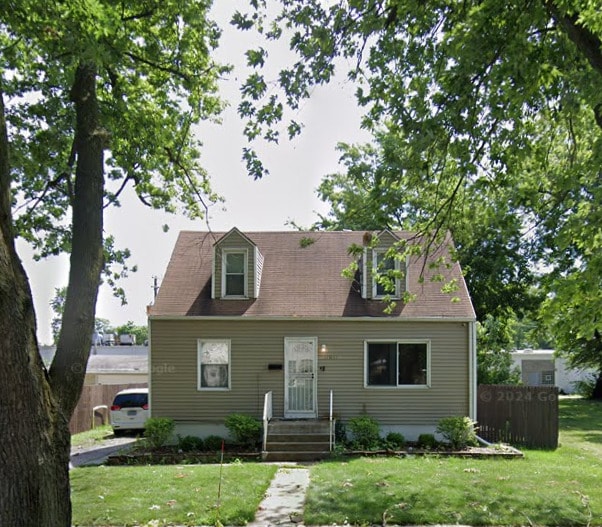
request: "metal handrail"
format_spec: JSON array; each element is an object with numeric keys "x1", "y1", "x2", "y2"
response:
[
  {"x1": 329, "y1": 390, "x2": 335, "y2": 451},
  {"x1": 262, "y1": 391, "x2": 273, "y2": 452}
]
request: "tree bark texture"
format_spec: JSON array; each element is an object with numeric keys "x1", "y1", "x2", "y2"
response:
[
  {"x1": 0, "y1": 61, "x2": 105, "y2": 525},
  {"x1": 545, "y1": 1, "x2": 602, "y2": 78},
  {"x1": 0, "y1": 85, "x2": 71, "y2": 525}
]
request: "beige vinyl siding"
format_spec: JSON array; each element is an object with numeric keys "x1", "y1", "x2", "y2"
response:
[
  {"x1": 213, "y1": 231, "x2": 257, "y2": 299},
  {"x1": 150, "y1": 318, "x2": 469, "y2": 426}
]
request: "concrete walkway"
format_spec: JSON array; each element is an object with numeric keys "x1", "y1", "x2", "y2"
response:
[
  {"x1": 248, "y1": 467, "x2": 467, "y2": 527},
  {"x1": 247, "y1": 465, "x2": 310, "y2": 527},
  {"x1": 69, "y1": 436, "x2": 136, "y2": 468}
]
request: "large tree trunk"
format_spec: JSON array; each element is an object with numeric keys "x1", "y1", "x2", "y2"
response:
[
  {"x1": 0, "y1": 61, "x2": 105, "y2": 525},
  {"x1": 0, "y1": 81, "x2": 71, "y2": 525},
  {"x1": 49, "y1": 61, "x2": 105, "y2": 417}
]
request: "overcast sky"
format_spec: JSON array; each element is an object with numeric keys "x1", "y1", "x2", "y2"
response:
[{"x1": 18, "y1": 3, "x2": 370, "y2": 345}]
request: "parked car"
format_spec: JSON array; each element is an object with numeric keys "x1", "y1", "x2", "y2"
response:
[
  {"x1": 118, "y1": 333, "x2": 136, "y2": 345},
  {"x1": 110, "y1": 388, "x2": 149, "y2": 435}
]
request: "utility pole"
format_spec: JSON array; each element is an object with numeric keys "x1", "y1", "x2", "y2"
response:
[{"x1": 152, "y1": 276, "x2": 160, "y2": 299}]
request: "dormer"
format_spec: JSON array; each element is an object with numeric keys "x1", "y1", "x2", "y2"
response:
[
  {"x1": 212, "y1": 228, "x2": 263, "y2": 299},
  {"x1": 360, "y1": 230, "x2": 408, "y2": 300}
]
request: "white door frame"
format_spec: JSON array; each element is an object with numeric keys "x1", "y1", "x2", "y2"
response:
[{"x1": 284, "y1": 336, "x2": 318, "y2": 418}]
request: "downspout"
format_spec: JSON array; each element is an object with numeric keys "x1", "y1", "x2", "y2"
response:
[
  {"x1": 468, "y1": 321, "x2": 477, "y2": 421},
  {"x1": 147, "y1": 316, "x2": 153, "y2": 418}
]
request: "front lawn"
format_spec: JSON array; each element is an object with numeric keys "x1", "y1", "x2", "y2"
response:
[
  {"x1": 71, "y1": 398, "x2": 601, "y2": 526},
  {"x1": 71, "y1": 463, "x2": 277, "y2": 526},
  {"x1": 304, "y1": 397, "x2": 602, "y2": 526}
]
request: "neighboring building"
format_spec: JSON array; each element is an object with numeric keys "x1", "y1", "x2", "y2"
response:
[
  {"x1": 148, "y1": 228, "x2": 477, "y2": 441},
  {"x1": 84, "y1": 353, "x2": 148, "y2": 385},
  {"x1": 511, "y1": 349, "x2": 596, "y2": 394},
  {"x1": 40, "y1": 345, "x2": 148, "y2": 385}
]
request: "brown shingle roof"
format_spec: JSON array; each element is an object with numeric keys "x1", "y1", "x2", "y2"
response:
[{"x1": 150, "y1": 230, "x2": 475, "y2": 320}]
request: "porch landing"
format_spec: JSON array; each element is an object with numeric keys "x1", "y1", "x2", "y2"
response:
[{"x1": 263, "y1": 419, "x2": 332, "y2": 462}]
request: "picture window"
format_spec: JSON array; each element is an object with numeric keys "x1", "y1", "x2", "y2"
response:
[{"x1": 198, "y1": 340, "x2": 230, "y2": 390}]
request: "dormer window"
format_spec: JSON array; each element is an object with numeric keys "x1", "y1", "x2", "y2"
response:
[
  {"x1": 212, "y1": 228, "x2": 263, "y2": 300},
  {"x1": 360, "y1": 230, "x2": 408, "y2": 301},
  {"x1": 372, "y1": 249, "x2": 400, "y2": 299},
  {"x1": 223, "y1": 250, "x2": 247, "y2": 297}
]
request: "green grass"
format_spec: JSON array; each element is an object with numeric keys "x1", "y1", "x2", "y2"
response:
[
  {"x1": 71, "y1": 425, "x2": 114, "y2": 448},
  {"x1": 71, "y1": 463, "x2": 277, "y2": 526},
  {"x1": 70, "y1": 398, "x2": 601, "y2": 526},
  {"x1": 304, "y1": 397, "x2": 602, "y2": 526}
]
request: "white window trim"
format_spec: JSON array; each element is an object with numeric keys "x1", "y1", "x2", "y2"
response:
[
  {"x1": 371, "y1": 249, "x2": 401, "y2": 299},
  {"x1": 364, "y1": 339, "x2": 431, "y2": 389},
  {"x1": 221, "y1": 249, "x2": 248, "y2": 299},
  {"x1": 197, "y1": 339, "x2": 231, "y2": 391}
]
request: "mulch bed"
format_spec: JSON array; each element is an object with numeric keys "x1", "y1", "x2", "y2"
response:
[
  {"x1": 107, "y1": 451, "x2": 261, "y2": 465},
  {"x1": 345, "y1": 444, "x2": 524, "y2": 459},
  {"x1": 107, "y1": 443, "x2": 522, "y2": 465}
]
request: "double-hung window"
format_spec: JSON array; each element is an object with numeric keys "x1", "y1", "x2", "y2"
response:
[
  {"x1": 198, "y1": 339, "x2": 231, "y2": 390},
  {"x1": 372, "y1": 250, "x2": 400, "y2": 298},
  {"x1": 222, "y1": 250, "x2": 247, "y2": 297},
  {"x1": 541, "y1": 371, "x2": 555, "y2": 385},
  {"x1": 365, "y1": 341, "x2": 430, "y2": 387}
]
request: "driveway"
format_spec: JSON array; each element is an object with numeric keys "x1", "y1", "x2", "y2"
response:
[{"x1": 70, "y1": 435, "x2": 137, "y2": 468}]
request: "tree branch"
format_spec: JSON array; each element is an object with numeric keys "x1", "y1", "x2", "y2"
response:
[
  {"x1": 545, "y1": 1, "x2": 602, "y2": 77},
  {"x1": 164, "y1": 146, "x2": 211, "y2": 225},
  {"x1": 123, "y1": 51, "x2": 191, "y2": 82},
  {"x1": 122, "y1": 9, "x2": 156, "y2": 22},
  {"x1": 103, "y1": 173, "x2": 132, "y2": 209}
]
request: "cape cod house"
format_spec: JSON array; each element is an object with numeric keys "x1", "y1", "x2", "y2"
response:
[{"x1": 148, "y1": 228, "x2": 476, "y2": 458}]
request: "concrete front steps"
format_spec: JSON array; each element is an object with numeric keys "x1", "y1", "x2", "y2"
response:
[{"x1": 263, "y1": 419, "x2": 333, "y2": 462}]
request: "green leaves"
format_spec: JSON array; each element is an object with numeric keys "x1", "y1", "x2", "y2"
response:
[
  {"x1": 241, "y1": 72, "x2": 267, "y2": 100},
  {"x1": 245, "y1": 47, "x2": 267, "y2": 68},
  {"x1": 234, "y1": 0, "x2": 602, "y2": 370},
  {"x1": 5, "y1": 0, "x2": 227, "y2": 262}
]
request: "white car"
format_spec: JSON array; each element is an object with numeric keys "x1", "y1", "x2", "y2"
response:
[{"x1": 110, "y1": 388, "x2": 149, "y2": 435}]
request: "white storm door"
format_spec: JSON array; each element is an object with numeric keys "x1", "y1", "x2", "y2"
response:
[{"x1": 284, "y1": 337, "x2": 317, "y2": 418}]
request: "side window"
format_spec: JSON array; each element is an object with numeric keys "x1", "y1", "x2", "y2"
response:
[
  {"x1": 198, "y1": 340, "x2": 230, "y2": 390},
  {"x1": 223, "y1": 251, "x2": 246, "y2": 297},
  {"x1": 365, "y1": 341, "x2": 430, "y2": 387}
]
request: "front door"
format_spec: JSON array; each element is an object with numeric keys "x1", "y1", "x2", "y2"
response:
[{"x1": 284, "y1": 337, "x2": 317, "y2": 418}]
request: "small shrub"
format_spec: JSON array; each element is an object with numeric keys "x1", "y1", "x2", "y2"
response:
[
  {"x1": 177, "y1": 435, "x2": 204, "y2": 452},
  {"x1": 224, "y1": 413, "x2": 262, "y2": 447},
  {"x1": 144, "y1": 417, "x2": 175, "y2": 449},
  {"x1": 347, "y1": 415, "x2": 381, "y2": 450},
  {"x1": 385, "y1": 432, "x2": 406, "y2": 449},
  {"x1": 204, "y1": 435, "x2": 224, "y2": 451},
  {"x1": 573, "y1": 376, "x2": 597, "y2": 399},
  {"x1": 436, "y1": 416, "x2": 478, "y2": 450},
  {"x1": 417, "y1": 433, "x2": 438, "y2": 449}
]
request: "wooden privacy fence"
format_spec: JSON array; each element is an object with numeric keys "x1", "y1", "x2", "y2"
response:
[
  {"x1": 477, "y1": 384, "x2": 559, "y2": 449},
  {"x1": 69, "y1": 383, "x2": 147, "y2": 435}
]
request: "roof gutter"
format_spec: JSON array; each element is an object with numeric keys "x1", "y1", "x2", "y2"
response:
[{"x1": 148, "y1": 314, "x2": 477, "y2": 323}]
